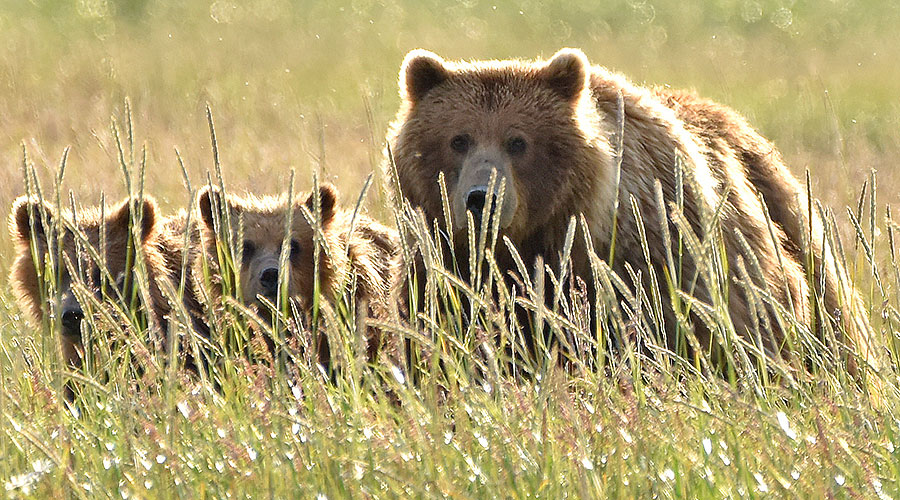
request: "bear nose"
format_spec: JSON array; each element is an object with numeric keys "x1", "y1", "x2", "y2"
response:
[
  {"x1": 465, "y1": 187, "x2": 497, "y2": 227},
  {"x1": 259, "y1": 267, "x2": 279, "y2": 296},
  {"x1": 61, "y1": 306, "x2": 84, "y2": 335}
]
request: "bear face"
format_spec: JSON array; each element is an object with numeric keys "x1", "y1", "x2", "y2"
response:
[
  {"x1": 196, "y1": 184, "x2": 339, "y2": 320},
  {"x1": 8, "y1": 196, "x2": 164, "y2": 367},
  {"x1": 195, "y1": 183, "x2": 403, "y2": 366},
  {"x1": 390, "y1": 49, "x2": 613, "y2": 247}
]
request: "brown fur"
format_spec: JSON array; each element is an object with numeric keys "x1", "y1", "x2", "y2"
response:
[
  {"x1": 8, "y1": 195, "x2": 171, "y2": 371},
  {"x1": 654, "y1": 87, "x2": 879, "y2": 375},
  {"x1": 195, "y1": 183, "x2": 402, "y2": 364},
  {"x1": 386, "y1": 48, "x2": 878, "y2": 377}
]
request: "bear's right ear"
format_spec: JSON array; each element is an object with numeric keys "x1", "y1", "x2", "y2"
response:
[
  {"x1": 400, "y1": 49, "x2": 449, "y2": 103},
  {"x1": 304, "y1": 183, "x2": 338, "y2": 224},
  {"x1": 197, "y1": 185, "x2": 230, "y2": 230},
  {"x1": 10, "y1": 196, "x2": 53, "y2": 245},
  {"x1": 538, "y1": 48, "x2": 590, "y2": 102}
]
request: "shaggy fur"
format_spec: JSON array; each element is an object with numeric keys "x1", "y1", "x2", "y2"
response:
[
  {"x1": 385, "y1": 48, "x2": 878, "y2": 376},
  {"x1": 195, "y1": 183, "x2": 402, "y2": 363},
  {"x1": 8, "y1": 196, "x2": 171, "y2": 369}
]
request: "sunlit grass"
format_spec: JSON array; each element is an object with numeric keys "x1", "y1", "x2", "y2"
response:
[{"x1": 2, "y1": 1, "x2": 900, "y2": 498}]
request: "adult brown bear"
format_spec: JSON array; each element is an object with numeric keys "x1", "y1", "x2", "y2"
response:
[{"x1": 385, "y1": 48, "x2": 879, "y2": 381}]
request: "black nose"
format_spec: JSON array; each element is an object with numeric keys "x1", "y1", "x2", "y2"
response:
[
  {"x1": 259, "y1": 267, "x2": 279, "y2": 296},
  {"x1": 61, "y1": 307, "x2": 84, "y2": 334},
  {"x1": 466, "y1": 188, "x2": 488, "y2": 225}
]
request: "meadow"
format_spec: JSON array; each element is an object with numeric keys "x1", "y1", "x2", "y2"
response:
[{"x1": 2, "y1": 0, "x2": 900, "y2": 497}]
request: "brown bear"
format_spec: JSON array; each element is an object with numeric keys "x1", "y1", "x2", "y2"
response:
[
  {"x1": 195, "y1": 183, "x2": 402, "y2": 366},
  {"x1": 8, "y1": 195, "x2": 176, "y2": 378},
  {"x1": 385, "y1": 48, "x2": 878, "y2": 379},
  {"x1": 653, "y1": 87, "x2": 877, "y2": 376}
]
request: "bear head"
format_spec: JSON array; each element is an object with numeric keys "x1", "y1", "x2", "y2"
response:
[
  {"x1": 9, "y1": 195, "x2": 161, "y2": 363},
  {"x1": 196, "y1": 183, "x2": 339, "y2": 318},
  {"x1": 388, "y1": 48, "x2": 611, "y2": 249}
]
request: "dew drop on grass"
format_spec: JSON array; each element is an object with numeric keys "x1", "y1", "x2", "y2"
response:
[
  {"x1": 791, "y1": 470, "x2": 800, "y2": 480},
  {"x1": 217, "y1": 428, "x2": 227, "y2": 439},
  {"x1": 754, "y1": 473, "x2": 768, "y2": 493},
  {"x1": 581, "y1": 457, "x2": 594, "y2": 470},
  {"x1": 444, "y1": 431, "x2": 453, "y2": 445},
  {"x1": 156, "y1": 455, "x2": 166, "y2": 464},
  {"x1": 835, "y1": 474, "x2": 845, "y2": 486},
  {"x1": 660, "y1": 468, "x2": 674, "y2": 482},
  {"x1": 177, "y1": 401, "x2": 191, "y2": 419},
  {"x1": 391, "y1": 365, "x2": 406, "y2": 385},
  {"x1": 583, "y1": 401, "x2": 595, "y2": 414},
  {"x1": 776, "y1": 412, "x2": 798, "y2": 441},
  {"x1": 144, "y1": 480, "x2": 152, "y2": 490},
  {"x1": 702, "y1": 437, "x2": 712, "y2": 455},
  {"x1": 247, "y1": 446, "x2": 257, "y2": 461}
]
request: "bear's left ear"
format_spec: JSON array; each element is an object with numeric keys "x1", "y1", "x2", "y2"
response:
[
  {"x1": 10, "y1": 196, "x2": 54, "y2": 245},
  {"x1": 304, "y1": 183, "x2": 338, "y2": 224},
  {"x1": 400, "y1": 49, "x2": 450, "y2": 103},
  {"x1": 538, "y1": 48, "x2": 590, "y2": 102},
  {"x1": 108, "y1": 197, "x2": 158, "y2": 243}
]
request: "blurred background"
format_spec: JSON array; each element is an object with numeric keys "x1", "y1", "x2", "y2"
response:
[{"x1": 2, "y1": 0, "x2": 899, "y2": 269}]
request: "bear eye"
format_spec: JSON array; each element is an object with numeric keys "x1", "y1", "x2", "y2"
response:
[
  {"x1": 450, "y1": 134, "x2": 472, "y2": 154},
  {"x1": 506, "y1": 136, "x2": 527, "y2": 155},
  {"x1": 289, "y1": 239, "x2": 301, "y2": 259},
  {"x1": 242, "y1": 241, "x2": 256, "y2": 261}
]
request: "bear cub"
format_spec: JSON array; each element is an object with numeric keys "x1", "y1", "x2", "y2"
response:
[
  {"x1": 195, "y1": 183, "x2": 402, "y2": 366},
  {"x1": 8, "y1": 195, "x2": 178, "y2": 376}
]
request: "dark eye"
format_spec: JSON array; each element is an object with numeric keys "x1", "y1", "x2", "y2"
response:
[
  {"x1": 289, "y1": 239, "x2": 301, "y2": 259},
  {"x1": 506, "y1": 136, "x2": 527, "y2": 155},
  {"x1": 450, "y1": 134, "x2": 472, "y2": 153},
  {"x1": 242, "y1": 241, "x2": 256, "y2": 262}
]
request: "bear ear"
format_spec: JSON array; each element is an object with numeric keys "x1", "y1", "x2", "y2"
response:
[
  {"x1": 197, "y1": 185, "x2": 229, "y2": 230},
  {"x1": 400, "y1": 49, "x2": 450, "y2": 103},
  {"x1": 304, "y1": 183, "x2": 338, "y2": 224},
  {"x1": 538, "y1": 48, "x2": 590, "y2": 102},
  {"x1": 10, "y1": 196, "x2": 53, "y2": 244},
  {"x1": 108, "y1": 197, "x2": 158, "y2": 243}
]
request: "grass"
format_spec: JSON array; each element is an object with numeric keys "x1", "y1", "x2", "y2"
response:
[{"x1": 2, "y1": 1, "x2": 900, "y2": 498}]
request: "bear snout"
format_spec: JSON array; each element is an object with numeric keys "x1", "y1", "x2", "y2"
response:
[
  {"x1": 59, "y1": 298, "x2": 84, "y2": 337},
  {"x1": 259, "y1": 267, "x2": 280, "y2": 298}
]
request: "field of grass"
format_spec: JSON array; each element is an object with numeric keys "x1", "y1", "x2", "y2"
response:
[{"x1": 2, "y1": 1, "x2": 900, "y2": 497}]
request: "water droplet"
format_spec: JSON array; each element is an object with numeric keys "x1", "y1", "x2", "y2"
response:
[
  {"x1": 581, "y1": 457, "x2": 594, "y2": 470},
  {"x1": 754, "y1": 473, "x2": 768, "y2": 492},
  {"x1": 835, "y1": 474, "x2": 845, "y2": 486},
  {"x1": 702, "y1": 437, "x2": 712, "y2": 455},
  {"x1": 776, "y1": 412, "x2": 797, "y2": 441}
]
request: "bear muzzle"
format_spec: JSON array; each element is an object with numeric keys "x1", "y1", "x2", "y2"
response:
[{"x1": 453, "y1": 151, "x2": 518, "y2": 233}]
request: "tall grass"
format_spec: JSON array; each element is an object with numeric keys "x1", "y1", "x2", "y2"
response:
[
  {"x1": 2, "y1": 1, "x2": 900, "y2": 498},
  {"x1": 2, "y1": 103, "x2": 898, "y2": 497}
]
